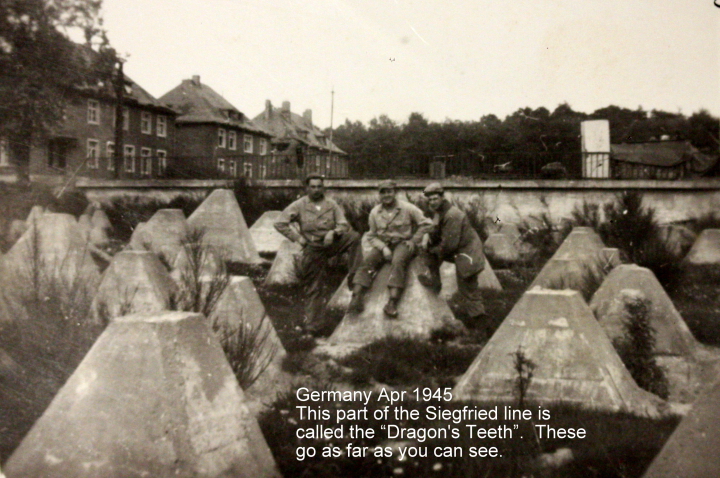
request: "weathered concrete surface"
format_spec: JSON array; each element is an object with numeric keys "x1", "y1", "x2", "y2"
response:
[
  {"x1": 79, "y1": 207, "x2": 112, "y2": 247},
  {"x1": 263, "y1": 239, "x2": 302, "y2": 286},
  {"x1": 2, "y1": 213, "x2": 101, "y2": 290},
  {"x1": 5, "y1": 219, "x2": 27, "y2": 247},
  {"x1": 483, "y1": 233, "x2": 520, "y2": 265},
  {"x1": 642, "y1": 379, "x2": 720, "y2": 478},
  {"x1": 92, "y1": 250, "x2": 178, "y2": 324},
  {"x1": 170, "y1": 244, "x2": 224, "y2": 287},
  {"x1": 529, "y1": 229, "x2": 616, "y2": 290},
  {"x1": 3, "y1": 311, "x2": 282, "y2": 478},
  {"x1": 209, "y1": 276, "x2": 291, "y2": 411},
  {"x1": 590, "y1": 264, "x2": 697, "y2": 357},
  {"x1": 439, "y1": 260, "x2": 503, "y2": 303},
  {"x1": 249, "y1": 211, "x2": 286, "y2": 255},
  {"x1": 498, "y1": 222, "x2": 521, "y2": 241},
  {"x1": 684, "y1": 229, "x2": 720, "y2": 265},
  {"x1": 187, "y1": 189, "x2": 262, "y2": 264},
  {"x1": 128, "y1": 208, "x2": 189, "y2": 264},
  {"x1": 328, "y1": 258, "x2": 464, "y2": 346},
  {"x1": 453, "y1": 289, "x2": 665, "y2": 416}
]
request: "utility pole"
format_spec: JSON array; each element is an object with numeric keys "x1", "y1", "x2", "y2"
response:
[
  {"x1": 329, "y1": 88, "x2": 335, "y2": 145},
  {"x1": 113, "y1": 59, "x2": 125, "y2": 179}
]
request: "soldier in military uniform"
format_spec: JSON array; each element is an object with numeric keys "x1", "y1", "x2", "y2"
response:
[
  {"x1": 275, "y1": 173, "x2": 360, "y2": 334},
  {"x1": 348, "y1": 180, "x2": 432, "y2": 317},
  {"x1": 418, "y1": 182, "x2": 486, "y2": 321}
]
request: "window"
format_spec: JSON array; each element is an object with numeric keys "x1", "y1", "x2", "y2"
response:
[
  {"x1": 140, "y1": 147, "x2": 152, "y2": 175},
  {"x1": 157, "y1": 150, "x2": 167, "y2": 176},
  {"x1": 86, "y1": 139, "x2": 99, "y2": 169},
  {"x1": 123, "y1": 107, "x2": 130, "y2": 131},
  {"x1": 106, "y1": 142, "x2": 115, "y2": 170},
  {"x1": 243, "y1": 162, "x2": 252, "y2": 178},
  {"x1": 87, "y1": 99, "x2": 100, "y2": 124},
  {"x1": 124, "y1": 145, "x2": 135, "y2": 172},
  {"x1": 229, "y1": 160, "x2": 237, "y2": 177},
  {"x1": 156, "y1": 115, "x2": 167, "y2": 137},
  {"x1": 0, "y1": 138, "x2": 9, "y2": 166},
  {"x1": 141, "y1": 112, "x2": 152, "y2": 134},
  {"x1": 218, "y1": 128, "x2": 226, "y2": 148},
  {"x1": 259, "y1": 138, "x2": 268, "y2": 156},
  {"x1": 217, "y1": 158, "x2": 225, "y2": 173},
  {"x1": 228, "y1": 130, "x2": 237, "y2": 150},
  {"x1": 243, "y1": 134, "x2": 253, "y2": 153}
]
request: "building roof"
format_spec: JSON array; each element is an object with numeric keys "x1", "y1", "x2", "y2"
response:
[
  {"x1": 159, "y1": 77, "x2": 269, "y2": 136},
  {"x1": 252, "y1": 100, "x2": 346, "y2": 155},
  {"x1": 611, "y1": 141, "x2": 716, "y2": 173}
]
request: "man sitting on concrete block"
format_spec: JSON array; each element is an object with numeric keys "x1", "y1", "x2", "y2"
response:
[
  {"x1": 274, "y1": 173, "x2": 360, "y2": 334},
  {"x1": 418, "y1": 182, "x2": 487, "y2": 323},
  {"x1": 349, "y1": 180, "x2": 432, "y2": 318}
]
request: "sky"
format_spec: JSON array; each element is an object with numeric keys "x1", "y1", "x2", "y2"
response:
[{"x1": 100, "y1": 0, "x2": 720, "y2": 130}]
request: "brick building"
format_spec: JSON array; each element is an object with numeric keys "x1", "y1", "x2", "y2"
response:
[{"x1": 159, "y1": 76, "x2": 272, "y2": 179}]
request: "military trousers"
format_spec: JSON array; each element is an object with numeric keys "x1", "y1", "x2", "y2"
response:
[
  {"x1": 417, "y1": 250, "x2": 486, "y2": 318},
  {"x1": 353, "y1": 241, "x2": 415, "y2": 290},
  {"x1": 295, "y1": 230, "x2": 360, "y2": 331}
]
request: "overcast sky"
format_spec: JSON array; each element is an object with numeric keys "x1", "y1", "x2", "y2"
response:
[{"x1": 101, "y1": 0, "x2": 719, "y2": 129}]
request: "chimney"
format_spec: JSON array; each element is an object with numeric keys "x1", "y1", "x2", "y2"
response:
[
  {"x1": 303, "y1": 109, "x2": 312, "y2": 125},
  {"x1": 281, "y1": 101, "x2": 291, "y2": 118},
  {"x1": 191, "y1": 75, "x2": 201, "y2": 86},
  {"x1": 265, "y1": 100, "x2": 272, "y2": 120}
]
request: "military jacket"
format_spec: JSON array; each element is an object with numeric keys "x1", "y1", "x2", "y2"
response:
[
  {"x1": 274, "y1": 195, "x2": 350, "y2": 243},
  {"x1": 366, "y1": 200, "x2": 432, "y2": 250},
  {"x1": 428, "y1": 199, "x2": 485, "y2": 278}
]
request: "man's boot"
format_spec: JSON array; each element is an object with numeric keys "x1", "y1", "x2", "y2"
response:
[
  {"x1": 348, "y1": 284, "x2": 367, "y2": 313},
  {"x1": 383, "y1": 287, "x2": 402, "y2": 318}
]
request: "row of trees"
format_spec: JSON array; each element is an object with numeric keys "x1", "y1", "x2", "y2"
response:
[
  {"x1": 1, "y1": 0, "x2": 118, "y2": 179},
  {"x1": 331, "y1": 105, "x2": 719, "y2": 177}
]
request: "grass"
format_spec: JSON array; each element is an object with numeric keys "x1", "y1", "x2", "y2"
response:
[{"x1": 0, "y1": 225, "x2": 104, "y2": 462}]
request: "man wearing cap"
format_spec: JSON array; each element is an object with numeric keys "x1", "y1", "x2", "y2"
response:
[
  {"x1": 275, "y1": 173, "x2": 360, "y2": 333},
  {"x1": 348, "y1": 180, "x2": 432, "y2": 317},
  {"x1": 418, "y1": 182, "x2": 487, "y2": 321}
]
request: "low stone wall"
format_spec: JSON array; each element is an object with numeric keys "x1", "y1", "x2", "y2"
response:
[{"x1": 75, "y1": 178, "x2": 720, "y2": 225}]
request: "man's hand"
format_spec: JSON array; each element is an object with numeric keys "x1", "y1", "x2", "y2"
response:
[
  {"x1": 420, "y1": 233, "x2": 430, "y2": 250},
  {"x1": 382, "y1": 246, "x2": 392, "y2": 261},
  {"x1": 323, "y1": 230, "x2": 336, "y2": 247},
  {"x1": 402, "y1": 240, "x2": 416, "y2": 255},
  {"x1": 297, "y1": 236, "x2": 308, "y2": 247}
]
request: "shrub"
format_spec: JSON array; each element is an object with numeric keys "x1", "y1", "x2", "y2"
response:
[
  {"x1": 600, "y1": 192, "x2": 683, "y2": 289},
  {"x1": 216, "y1": 317, "x2": 278, "y2": 390},
  {"x1": 612, "y1": 294, "x2": 669, "y2": 399},
  {"x1": 336, "y1": 197, "x2": 376, "y2": 234},
  {"x1": 570, "y1": 199, "x2": 603, "y2": 230}
]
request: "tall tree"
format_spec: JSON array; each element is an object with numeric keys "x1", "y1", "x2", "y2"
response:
[{"x1": 0, "y1": 0, "x2": 116, "y2": 180}]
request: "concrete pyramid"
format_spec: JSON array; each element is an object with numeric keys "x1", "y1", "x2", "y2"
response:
[
  {"x1": 484, "y1": 233, "x2": 520, "y2": 265},
  {"x1": 264, "y1": 238, "x2": 302, "y2": 286},
  {"x1": 3, "y1": 311, "x2": 282, "y2": 478},
  {"x1": 128, "y1": 208, "x2": 189, "y2": 265},
  {"x1": 453, "y1": 289, "x2": 664, "y2": 416},
  {"x1": 642, "y1": 379, "x2": 720, "y2": 478},
  {"x1": 92, "y1": 250, "x2": 178, "y2": 324},
  {"x1": 208, "y1": 276, "x2": 291, "y2": 408},
  {"x1": 328, "y1": 257, "x2": 464, "y2": 346},
  {"x1": 590, "y1": 264, "x2": 696, "y2": 357},
  {"x1": 3, "y1": 213, "x2": 100, "y2": 289},
  {"x1": 249, "y1": 211, "x2": 286, "y2": 255},
  {"x1": 683, "y1": 229, "x2": 720, "y2": 265},
  {"x1": 187, "y1": 189, "x2": 262, "y2": 264},
  {"x1": 529, "y1": 227, "x2": 615, "y2": 290},
  {"x1": 439, "y1": 260, "x2": 502, "y2": 303},
  {"x1": 498, "y1": 222, "x2": 521, "y2": 241},
  {"x1": 80, "y1": 207, "x2": 112, "y2": 247}
]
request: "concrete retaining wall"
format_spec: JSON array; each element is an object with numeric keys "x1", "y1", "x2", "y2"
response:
[{"x1": 75, "y1": 178, "x2": 720, "y2": 225}]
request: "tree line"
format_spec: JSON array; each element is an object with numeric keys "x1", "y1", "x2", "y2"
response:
[{"x1": 330, "y1": 105, "x2": 719, "y2": 178}]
